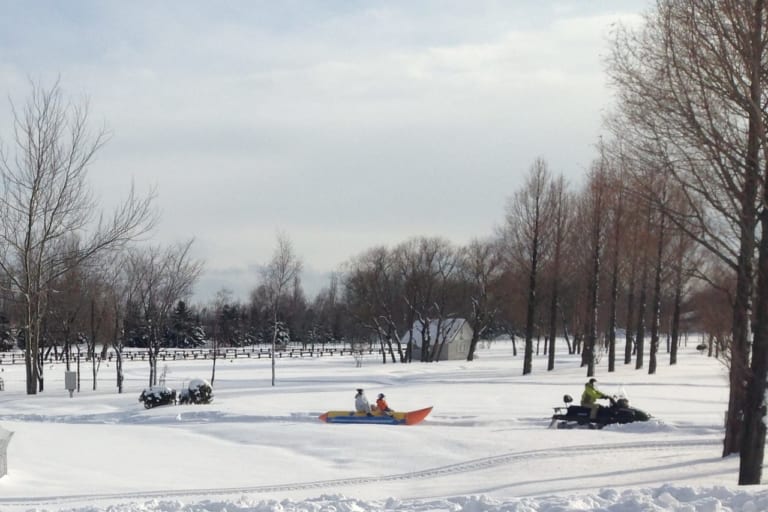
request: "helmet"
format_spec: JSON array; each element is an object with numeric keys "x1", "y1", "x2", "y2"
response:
[
  {"x1": 356, "y1": 388, "x2": 363, "y2": 393},
  {"x1": 378, "y1": 393, "x2": 385, "y2": 399},
  {"x1": 589, "y1": 378, "x2": 597, "y2": 384}
]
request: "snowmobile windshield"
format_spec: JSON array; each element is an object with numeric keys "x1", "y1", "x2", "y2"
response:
[{"x1": 615, "y1": 385, "x2": 629, "y2": 401}]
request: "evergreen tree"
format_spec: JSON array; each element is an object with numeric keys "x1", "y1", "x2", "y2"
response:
[
  {"x1": 122, "y1": 300, "x2": 150, "y2": 348},
  {"x1": 165, "y1": 300, "x2": 206, "y2": 348},
  {"x1": 219, "y1": 303, "x2": 244, "y2": 346},
  {"x1": 264, "y1": 321, "x2": 290, "y2": 349},
  {"x1": 0, "y1": 312, "x2": 13, "y2": 351}
]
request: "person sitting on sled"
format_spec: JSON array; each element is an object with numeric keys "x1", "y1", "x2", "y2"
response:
[
  {"x1": 355, "y1": 388, "x2": 372, "y2": 415},
  {"x1": 581, "y1": 378, "x2": 610, "y2": 419},
  {"x1": 375, "y1": 393, "x2": 393, "y2": 416}
]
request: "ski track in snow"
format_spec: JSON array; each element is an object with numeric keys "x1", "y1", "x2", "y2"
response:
[
  {"x1": 0, "y1": 438, "x2": 721, "y2": 508},
  {"x1": 0, "y1": 410, "x2": 324, "y2": 425}
]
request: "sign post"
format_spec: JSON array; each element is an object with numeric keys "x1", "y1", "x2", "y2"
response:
[{"x1": 65, "y1": 371, "x2": 77, "y2": 397}]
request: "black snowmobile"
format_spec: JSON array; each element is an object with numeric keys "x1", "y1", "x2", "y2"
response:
[
  {"x1": 549, "y1": 394, "x2": 651, "y2": 429},
  {"x1": 138, "y1": 386, "x2": 177, "y2": 409}
]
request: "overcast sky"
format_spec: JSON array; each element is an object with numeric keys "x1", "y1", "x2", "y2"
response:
[{"x1": 0, "y1": 1, "x2": 650, "y2": 304}]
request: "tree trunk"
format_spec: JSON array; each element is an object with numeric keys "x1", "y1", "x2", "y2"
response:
[
  {"x1": 608, "y1": 234, "x2": 620, "y2": 373},
  {"x1": 739, "y1": 206, "x2": 768, "y2": 484},
  {"x1": 669, "y1": 259, "x2": 682, "y2": 366},
  {"x1": 635, "y1": 206, "x2": 652, "y2": 370},
  {"x1": 559, "y1": 305, "x2": 572, "y2": 354},
  {"x1": 739, "y1": 1, "x2": 768, "y2": 476},
  {"x1": 116, "y1": 348, "x2": 124, "y2": 394},
  {"x1": 624, "y1": 254, "x2": 637, "y2": 365},
  {"x1": 523, "y1": 229, "x2": 538, "y2": 375},
  {"x1": 547, "y1": 217, "x2": 563, "y2": 371},
  {"x1": 649, "y1": 210, "x2": 665, "y2": 375},
  {"x1": 467, "y1": 329, "x2": 481, "y2": 361},
  {"x1": 586, "y1": 230, "x2": 601, "y2": 377},
  {"x1": 210, "y1": 335, "x2": 218, "y2": 386}
]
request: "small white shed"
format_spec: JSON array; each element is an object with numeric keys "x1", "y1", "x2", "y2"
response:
[{"x1": 401, "y1": 318, "x2": 473, "y2": 361}]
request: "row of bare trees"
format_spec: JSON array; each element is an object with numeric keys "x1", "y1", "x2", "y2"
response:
[
  {"x1": 0, "y1": 81, "x2": 206, "y2": 395},
  {"x1": 335, "y1": 149, "x2": 706, "y2": 380},
  {"x1": 342, "y1": 236, "x2": 503, "y2": 363},
  {"x1": 605, "y1": 0, "x2": 768, "y2": 485}
]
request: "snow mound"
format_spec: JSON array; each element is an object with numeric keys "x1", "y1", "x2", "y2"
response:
[
  {"x1": 603, "y1": 418, "x2": 675, "y2": 433},
  {"x1": 42, "y1": 486, "x2": 768, "y2": 512}
]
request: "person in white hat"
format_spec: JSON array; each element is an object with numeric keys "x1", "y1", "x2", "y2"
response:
[{"x1": 354, "y1": 388, "x2": 371, "y2": 415}]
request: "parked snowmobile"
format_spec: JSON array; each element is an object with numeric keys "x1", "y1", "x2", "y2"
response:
[
  {"x1": 138, "y1": 386, "x2": 177, "y2": 409},
  {"x1": 549, "y1": 393, "x2": 651, "y2": 429}
]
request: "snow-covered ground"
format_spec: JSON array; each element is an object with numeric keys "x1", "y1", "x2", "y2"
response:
[{"x1": 0, "y1": 338, "x2": 766, "y2": 512}]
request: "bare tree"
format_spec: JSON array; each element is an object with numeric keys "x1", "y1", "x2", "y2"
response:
[
  {"x1": 459, "y1": 238, "x2": 504, "y2": 361},
  {"x1": 634, "y1": 199, "x2": 654, "y2": 372},
  {"x1": 343, "y1": 247, "x2": 406, "y2": 363},
  {"x1": 668, "y1": 199, "x2": 700, "y2": 366},
  {"x1": 84, "y1": 260, "x2": 115, "y2": 391},
  {"x1": 621, "y1": 195, "x2": 645, "y2": 366},
  {"x1": 106, "y1": 252, "x2": 133, "y2": 393},
  {"x1": 648, "y1": 186, "x2": 668, "y2": 376},
  {"x1": 504, "y1": 158, "x2": 555, "y2": 375},
  {"x1": 44, "y1": 246, "x2": 116, "y2": 391},
  {"x1": 577, "y1": 157, "x2": 609, "y2": 376},
  {"x1": 427, "y1": 242, "x2": 461, "y2": 363},
  {"x1": 689, "y1": 262, "x2": 734, "y2": 362},
  {"x1": 0, "y1": 81, "x2": 156, "y2": 394},
  {"x1": 394, "y1": 237, "x2": 460, "y2": 363},
  {"x1": 209, "y1": 288, "x2": 237, "y2": 385},
  {"x1": 260, "y1": 232, "x2": 302, "y2": 386},
  {"x1": 125, "y1": 240, "x2": 202, "y2": 386},
  {"x1": 45, "y1": 243, "x2": 89, "y2": 374},
  {"x1": 541, "y1": 175, "x2": 572, "y2": 371}
]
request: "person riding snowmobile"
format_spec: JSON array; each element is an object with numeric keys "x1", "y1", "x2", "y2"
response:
[{"x1": 581, "y1": 378, "x2": 610, "y2": 419}]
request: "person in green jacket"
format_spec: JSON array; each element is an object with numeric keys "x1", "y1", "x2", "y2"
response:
[{"x1": 581, "y1": 378, "x2": 610, "y2": 419}]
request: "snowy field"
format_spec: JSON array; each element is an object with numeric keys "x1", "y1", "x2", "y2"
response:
[{"x1": 0, "y1": 338, "x2": 767, "y2": 512}]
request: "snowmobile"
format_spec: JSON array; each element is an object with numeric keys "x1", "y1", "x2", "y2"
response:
[
  {"x1": 549, "y1": 394, "x2": 651, "y2": 429},
  {"x1": 138, "y1": 386, "x2": 177, "y2": 409}
]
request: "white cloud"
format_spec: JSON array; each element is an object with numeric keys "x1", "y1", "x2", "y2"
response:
[{"x1": 0, "y1": 1, "x2": 652, "y2": 303}]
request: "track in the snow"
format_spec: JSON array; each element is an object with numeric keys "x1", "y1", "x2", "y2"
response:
[{"x1": 0, "y1": 438, "x2": 720, "y2": 508}]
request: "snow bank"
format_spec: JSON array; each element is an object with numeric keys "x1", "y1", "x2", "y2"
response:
[{"x1": 44, "y1": 486, "x2": 768, "y2": 512}]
